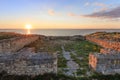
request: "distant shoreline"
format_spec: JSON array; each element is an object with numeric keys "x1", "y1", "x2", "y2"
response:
[
  {"x1": 0, "y1": 29, "x2": 120, "y2": 36},
  {"x1": 0, "y1": 28, "x2": 120, "y2": 30}
]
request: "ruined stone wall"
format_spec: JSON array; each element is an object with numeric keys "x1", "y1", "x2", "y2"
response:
[
  {"x1": 89, "y1": 53, "x2": 120, "y2": 75},
  {"x1": 0, "y1": 35, "x2": 58, "y2": 75},
  {"x1": 100, "y1": 49, "x2": 110, "y2": 54},
  {"x1": 0, "y1": 35, "x2": 39, "y2": 54},
  {"x1": 87, "y1": 36, "x2": 120, "y2": 75},
  {"x1": 89, "y1": 54, "x2": 97, "y2": 70},
  {"x1": 0, "y1": 59, "x2": 57, "y2": 75},
  {"x1": 100, "y1": 48, "x2": 119, "y2": 54},
  {"x1": 86, "y1": 37, "x2": 120, "y2": 52},
  {"x1": 0, "y1": 48, "x2": 58, "y2": 75}
]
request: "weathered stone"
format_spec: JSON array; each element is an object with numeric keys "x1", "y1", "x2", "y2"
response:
[
  {"x1": 0, "y1": 49, "x2": 57, "y2": 75},
  {"x1": 87, "y1": 36, "x2": 120, "y2": 75},
  {"x1": 89, "y1": 53, "x2": 120, "y2": 75},
  {"x1": 0, "y1": 34, "x2": 57, "y2": 75},
  {"x1": 0, "y1": 35, "x2": 39, "y2": 54}
]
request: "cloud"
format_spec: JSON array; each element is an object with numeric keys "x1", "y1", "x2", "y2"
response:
[
  {"x1": 93, "y1": 2, "x2": 106, "y2": 7},
  {"x1": 85, "y1": 2, "x2": 108, "y2": 12},
  {"x1": 85, "y1": 2, "x2": 106, "y2": 7},
  {"x1": 68, "y1": 12, "x2": 77, "y2": 17},
  {"x1": 48, "y1": 9, "x2": 63, "y2": 16},
  {"x1": 85, "y1": 2, "x2": 107, "y2": 7},
  {"x1": 83, "y1": 6, "x2": 120, "y2": 19},
  {"x1": 94, "y1": 2, "x2": 108, "y2": 12},
  {"x1": 48, "y1": 9, "x2": 55, "y2": 16}
]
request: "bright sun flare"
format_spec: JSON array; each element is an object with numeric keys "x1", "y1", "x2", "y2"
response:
[{"x1": 25, "y1": 24, "x2": 32, "y2": 29}]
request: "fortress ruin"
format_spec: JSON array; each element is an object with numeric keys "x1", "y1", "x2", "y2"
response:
[
  {"x1": 0, "y1": 33, "x2": 57, "y2": 75},
  {"x1": 87, "y1": 35, "x2": 120, "y2": 75}
]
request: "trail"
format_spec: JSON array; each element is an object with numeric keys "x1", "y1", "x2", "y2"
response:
[{"x1": 61, "y1": 46, "x2": 79, "y2": 76}]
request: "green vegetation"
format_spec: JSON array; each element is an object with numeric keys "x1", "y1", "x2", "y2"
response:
[
  {"x1": 87, "y1": 32, "x2": 120, "y2": 41},
  {"x1": 26, "y1": 34, "x2": 120, "y2": 80},
  {"x1": 64, "y1": 40, "x2": 100, "y2": 53},
  {"x1": 26, "y1": 39, "x2": 67, "y2": 68},
  {"x1": 0, "y1": 32, "x2": 21, "y2": 40},
  {"x1": 1, "y1": 33, "x2": 119, "y2": 80},
  {"x1": 26, "y1": 38, "x2": 109, "y2": 79},
  {"x1": 26, "y1": 39, "x2": 62, "y2": 53},
  {"x1": 63, "y1": 39, "x2": 120, "y2": 79},
  {"x1": 64, "y1": 40, "x2": 101, "y2": 76},
  {"x1": 0, "y1": 71, "x2": 75, "y2": 80},
  {"x1": 58, "y1": 52, "x2": 67, "y2": 68},
  {"x1": 1, "y1": 71, "x2": 120, "y2": 80}
]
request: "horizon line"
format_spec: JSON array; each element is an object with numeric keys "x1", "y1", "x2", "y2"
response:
[{"x1": 0, "y1": 28, "x2": 120, "y2": 30}]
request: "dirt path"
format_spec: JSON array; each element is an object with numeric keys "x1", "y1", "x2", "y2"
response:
[{"x1": 61, "y1": 46, "x2": 79, "y2": 76}]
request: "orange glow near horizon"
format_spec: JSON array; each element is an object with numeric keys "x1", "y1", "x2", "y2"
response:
[{"x1": 0, "y1": 17, "x2": 120, "y2": 29}]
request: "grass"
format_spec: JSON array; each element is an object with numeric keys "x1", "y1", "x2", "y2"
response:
[
  {"x1": 58, "y1": 52, "x2": 67, "y2": 68},
  {"x1": 1, "y1": 36, "x2": 120, "y2": 80},
  {"x1": 25, "y1": 39, "x2": 62, "y2": 53},
  {"x1": 64, "y1": 40, "x2": 120, "y2": 80},
  {"x1": 0, "y1": 71, "x2": 76, "y2": 80},
  {"x1": 26, "y1": 39, "x2": 67, "y2": 68},
  {"x1": 0, "y1": 32, "x2": 21, "y2": 40},
  {"x1": 25, "y1": 38, "x2": 120, "y2": 80},
  {"x1": 24, "y1": 38, "x2": 106, "y2": 79},
  {"x1": 64, "y1": 40, "x2": 101, "y2": 76}
]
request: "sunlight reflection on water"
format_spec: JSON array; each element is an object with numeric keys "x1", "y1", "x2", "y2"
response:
[{"x1": 27, "y1": 29, "x2": 31, "y2": 34}]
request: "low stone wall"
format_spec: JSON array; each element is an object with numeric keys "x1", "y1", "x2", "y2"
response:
[
  {"x1": 86, "y1": 37, "x2": 120, "y2": 52},
  {"x1": 0, "y1": 34, "x2": 58, "y2": 75},
  {"x1": 100, "y1": 48, "x2": 119, "y2": 54},
  {"x1": 87, "y1": 36, "x2": 120, "y2": 75},
  {"x1": 89, "y1": 53, "x2": 97, "y2": 70},
  {"x1": 0, "y1": 48, "x2": 57, "y2": 75},
  {"x1": 0, "y1": 35, "x2": 39, "y2": 54},
  {"x1": 89, "y1": 53, "x2": 120, "y2": 75}
]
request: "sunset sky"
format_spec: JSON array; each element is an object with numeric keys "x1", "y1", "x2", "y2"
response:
[{"x1": 0, "y1": 0, "x2": 120, "y2": 29}]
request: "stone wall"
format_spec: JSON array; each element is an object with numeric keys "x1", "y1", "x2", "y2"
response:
[
  {"x1": 100, "y1": 48, "x2": 119, "y2": 54},
  {"x1": 0, "y1": 48, "x2": 57, "y2": 75},
  {"x1": 87, "y1": 36, "x2": 120, "y2": 75},
  {"x1": 0, "y1": 34, "x2": 58, "y2": 75},
  {"x1": 86, "y1": 37, "x2": 120, "y2": 52},
  {"x1": 89, "y1": 53, "x2": 120, "y2": 75},
  {"x1": 89, "y1": 53, "x2": 97, "y2": 70},
  {"x1": 47, "y1": 35, "x2": 85, "y2": 41},
  {"x1": 0, "y1": 35, "x2": 39, "y2": 54}
]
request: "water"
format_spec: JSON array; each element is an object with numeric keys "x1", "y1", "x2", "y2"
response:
[{"x1": 0, "y1": 29, "x2": 120, "y2": 36}]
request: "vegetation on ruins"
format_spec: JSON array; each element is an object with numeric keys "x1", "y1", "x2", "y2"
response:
[
  {"x1": 64, "y1": 40, "x2": 101, "y2": 76},
  {"x1": 26, "y1": 39, "x2": 62, "y2": 53},
  {"x1": 0, "y1": 71, "x2": 75, "y2": 80},
  {"x1": 58, "y1": 52, "x2": 67, "y2": 68},
  {"x1": 1, "y1": 71, "x2": 120, "y2": 80},
  {"x1": 86, "y1": 32, "x2": 120, "y2": 41},
  {"x1": 0, "y1": 32, "x2": 21, "y2": 40},
  {"x1": 1, "y1": 32, "x2": 120, "y2": 80}
]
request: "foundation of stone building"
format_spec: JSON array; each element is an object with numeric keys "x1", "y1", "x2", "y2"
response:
[
  {"x1": 0, "y1": 34, "x2": 57, "y2": 75},
  {"x1": 0, "y1": 48, "x2": 58, "y2": 75},
  {"x1": 87, "y1": 36, "x2": 120, "y2": 75},
  {"x1": 89, "y1": 53, "x2": 120, "y2": 75}
]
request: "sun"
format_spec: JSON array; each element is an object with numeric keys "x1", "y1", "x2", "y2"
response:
[
  {"x1": 25, "y1": 24, "x2": 32, "y2": 34},
  {"x1": 25, "y1": 24, "x2": 32, "y2": 29}
]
